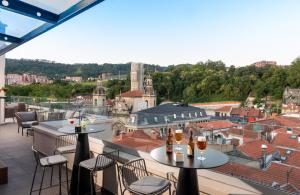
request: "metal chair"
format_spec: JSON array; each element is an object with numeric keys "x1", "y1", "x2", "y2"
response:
[
  {"x1": 30, "y1": 146, "x2": 69, "y2": 195},
  {"x1": 78, "y1": 149, "x2": 120, "y2": 194},
  {"x1": 54, "y1": 134, "x2": 77, "y2": 155},
  {"x1": 121, "y1": 158, "x2": 171, "y2": 195},
  {"x1": 166, "y1": 172, "x2": 178, "y2": 195}
]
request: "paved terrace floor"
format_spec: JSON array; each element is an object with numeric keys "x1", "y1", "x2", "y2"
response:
[{"x1": 0, "y1": 122, "x2": 71, "y2": 195}]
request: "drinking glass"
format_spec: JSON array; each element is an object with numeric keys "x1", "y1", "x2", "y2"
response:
[
  {"x1": 197, "y1": 136, "x2": 207, "y2": 160},
  {"x1": 175, "y1": 129, "x2": 183, "y2": 151},
  {"x1": 68, "y1": 118, "x2": 75, "y2": 125}
]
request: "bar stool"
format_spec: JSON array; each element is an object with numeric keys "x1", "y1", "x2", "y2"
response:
[
  {"x1": 78, "y1": 150, "x2": 120, "y2": 194},
  {"x1": 30, "y1": 146, "x2": 69, "y2": 195}
]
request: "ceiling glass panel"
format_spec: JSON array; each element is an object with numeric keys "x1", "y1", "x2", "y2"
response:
[
  {"x1": 21, "y1": 0, "x2": 82, "y2": 14},
  {"x1": 0, "y1": 8, "x2": 45, "y2": 38},
  {"x1": 0, "y1": 40, "x2": 11, "y2": 50}
]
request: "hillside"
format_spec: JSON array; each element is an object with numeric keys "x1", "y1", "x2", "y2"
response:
[{"x1": 5, "y1": 58, "x2": 166, "y2": 79}]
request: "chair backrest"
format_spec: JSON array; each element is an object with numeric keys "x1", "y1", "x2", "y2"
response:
[
  {"x1": 94, "y1": 150, "x2": 119, "y2": 171},
  {"x1": 121, "y1": 158, "x2": 149, "y2": 189},
  {"x1": 31, "y1": 146, "x2": 41, "y2": 165},
  {"x1": 5, "y1": 106, "x2": 16, "y2": 118},
  {"x1": 16, "y1": 111, "x2": 37, "y2": 122}
]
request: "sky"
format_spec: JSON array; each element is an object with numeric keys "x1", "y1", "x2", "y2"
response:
[{"x1": 6, "y1": 0, "x2": 300, "y2": 66}]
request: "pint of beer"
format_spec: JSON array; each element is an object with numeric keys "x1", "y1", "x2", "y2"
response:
[
  {"x1": 197, "y1": 136, "x2": 207, "y2": 151},
  {"x1": 175, "y1": 129, "x2": 183, "y2": 144}
]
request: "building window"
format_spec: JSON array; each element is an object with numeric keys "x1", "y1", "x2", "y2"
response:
[
  {"x1": 154, "y1": 117, "x2": 158, "y2": 122},
  {"x1": 181, "y1": 113, "x2": 184, "y2": 118},
  {"x1": 199, "y1": 112, "x2": 202, "y2": 116},
  {"x1": 164, "y1": 116, "x2": 168, "y2": 123},
  {"x1": 174, "y1": 114, "x2": 177, "y2": 119},
  {"x1": 195, "y1": 112, "x2": 197, "y2": 117},
  {"x1": 189, "y1": 113, "x2": 191, "y2": 118},
  {"x1": 131, "y1": 116, "x2": 135, "y2": 123}
]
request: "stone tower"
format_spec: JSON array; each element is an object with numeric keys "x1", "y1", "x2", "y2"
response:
[
  {"x1": 131, "y1": 63, "x2": 144, "y2": 91},
  {"x1": 142, "y1": 74, "x2": 156, "y2": 108},
  {"x1": 92, "y1": 80, "x2": 106, "y2": 106}
]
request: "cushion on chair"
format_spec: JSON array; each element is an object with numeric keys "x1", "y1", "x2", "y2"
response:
[
  {"x1": 18, "y1": 112, "x2": 37, "y2": 121},
  {"x1": 21, "y1": 121, "x2": 39, "y2": 128},
  {"x1": 56, "y1": 145, "x2": 76, "y2": 154},
  {"x1": 40, "y1": 155, "x2": 67, "y2": 166},
  {"x1": 79, "y1": 156, "x2": 114, "y2": 171},
  {"x1": 129, "y1": 176, "x2": 170, "y2": 195}
]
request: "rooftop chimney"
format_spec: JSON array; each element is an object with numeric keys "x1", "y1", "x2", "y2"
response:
[{"x1": 287, "y1": 127, "x2": 293, "y2": 134}]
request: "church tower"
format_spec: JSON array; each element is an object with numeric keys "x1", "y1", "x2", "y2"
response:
[
  {"x1": 142, "y1": 74, "x2": 156, "y2": 108},
  {"x1": 131, "y1": 63, "x2": 144, "y2": 91},
  {"x1": 92, "y1": 80, "x2": 106, "y2": 106}
]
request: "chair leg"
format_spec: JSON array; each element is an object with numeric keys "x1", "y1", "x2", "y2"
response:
[
  {"x1": 50, "y1": 166, "x2": 54, "y2": 186},
  {"x1": 77, "y1": 166, "x2": 81, "y2": 195},
  {"x1": 18, "y1": 126, "x2": 19, "y2": 133},
  {"x1": 39, "y1": 167, "x2": 46, "y2": 195},
  {"x1": 116, "y1": 163, "x2": 123, "y2": 194},
  {"x1": 22, "y1": 127, "x2": 24, "y2": 136},
  {"x1": 65, "y1": 163, "x2": 69, "y2": 193},
  {"x1": 59, "y1": 164, "x2": 62, "y2": 195},
  {"x1": 90, "y1": 172, "x2": 94, "y2": 195},
  {"x1": 30, "y1": 164, "x2": 38, "y2": 195}
]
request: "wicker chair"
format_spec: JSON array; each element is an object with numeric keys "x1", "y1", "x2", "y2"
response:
[
  {"x1": 4, "y1": 105, "x2": 16, "y2": 122},
  {"x1": 79, "y1": 149, "x2": 121, "y2": 194},
  {"x1": 121, "y1": 158, "x2": 171, "y2": 195}
]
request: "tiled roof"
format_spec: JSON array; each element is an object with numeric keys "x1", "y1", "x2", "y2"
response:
[
  {"x1": 272, "y1": 132, "x2": 300, "y2": 150},
  {"x1": 192, "y1": 120, "x2": 238, "y2": 131},
  {"x1": 228, "y1": 128, "x2": 260, "y2": 140},
  {"x1": 237, "y1": 140, "x2": 276, "y2": 160},
  {"x1": 215, "y1": 106, "x2": 232, "y2": 113},
  {"x1": 231, "y1": 108, "x2": 264, "y2": 118},
  {"x1": 283, "y1": 150, "x2": 300, "y2": 167},
  {"x1": 213, "y1": 162, "x2": 300, "y2": 193},
  {"x1": 112, "y1": 130, "x2": 165, "y2": 152},
  {"x1": 273, "y1": 116, "x2": 300, "y2": 129},
  {"x1": 120, "y1": 90, "x2": 144, "y2": 98}
]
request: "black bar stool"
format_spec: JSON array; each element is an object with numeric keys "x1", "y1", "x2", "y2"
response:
[
  {"x1": 30, "y1": 146, "x2": 69, "y2": 195},
  {"x1": 78, "y1": 150, "x2": 120, "y2": 194}
]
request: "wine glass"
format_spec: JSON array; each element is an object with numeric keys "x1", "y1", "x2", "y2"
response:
[
  {"x1": 197, "y1": 136, "x2": 207, "y2": 161},
  {"x1": 175, "y1": 129, "x2": 183, "y2": 151},
  {"x1": 68, "y1": 118, "x2": 75, "y2": 125}
]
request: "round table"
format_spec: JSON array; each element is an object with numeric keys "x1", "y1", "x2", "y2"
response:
[
  {"x1": 150, "y1": 146, "x2": 229, "y2": 195},
  {"x1": 58, "y1": 126, "x2": 104, "y2": 195}
]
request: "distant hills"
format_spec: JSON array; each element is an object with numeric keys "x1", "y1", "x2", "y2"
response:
[{"x1": 5, "y1": 58, "x2": 167, "y2": 79}]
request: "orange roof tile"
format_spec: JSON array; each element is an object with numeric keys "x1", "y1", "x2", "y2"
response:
[
  {"x1": 214, "y1": 162, "x2": 300, "y2": 193},
  {"x1": 272, "y1": 132, "x2": 300, "y2": 150},
  {"x1": 215, "y1": 106, "x2": 232, "y2": 113},
  {"x1": 192, "y1": 120, "x2": 238, "y2": 131},
  {"x1": 120, "y1": 90, "x2": 144, "y2": 98},
  {"x1": 238, "y1": 140, "x2": 276, "y2": 160}
]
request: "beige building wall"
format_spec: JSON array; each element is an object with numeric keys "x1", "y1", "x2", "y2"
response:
[
  {"x1": 0, "y1": 55, "x2": 5, "y2": 124},
  {"x1": 93, "y1": 95, "x2": 106, "y2": 106}
]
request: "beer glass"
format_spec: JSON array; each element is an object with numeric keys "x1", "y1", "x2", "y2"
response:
[
  {"x1": 175, "y1": 129, "x2": 183, "y2": 150},
  {"x1": 197, "y1": 136, "x2": 207, "y2": 160}
]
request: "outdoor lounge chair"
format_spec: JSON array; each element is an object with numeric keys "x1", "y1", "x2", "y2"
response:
[{"x1": 15, "y1": 111, "x2": 39, "y2": 136}]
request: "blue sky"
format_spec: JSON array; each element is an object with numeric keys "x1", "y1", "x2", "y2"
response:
[{"x1": 6, "y1": 0, "x2": 300, "y2": 66}]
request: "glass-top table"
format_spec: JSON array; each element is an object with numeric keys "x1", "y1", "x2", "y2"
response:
[{"x1": 151, "y1": 146, "x2": 229, "y2": 195}]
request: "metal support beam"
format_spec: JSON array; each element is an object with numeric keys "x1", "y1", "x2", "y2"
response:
[
  {"x1": 0, "y1": 0, "x2": 59, "y2": 23},
  {"x1": 0, "y1": 33, "x2": 21, "y2": 44}
]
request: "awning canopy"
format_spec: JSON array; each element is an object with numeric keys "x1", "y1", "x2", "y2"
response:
[{"x1": 0, "y1": 0, "x2": 104, "y2": 55}]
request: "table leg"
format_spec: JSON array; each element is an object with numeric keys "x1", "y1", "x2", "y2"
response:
[
  {"x1": 176, "y1": 168, "x2": 199, "y2": 195},
  {"x1": 69, "y1": 134, "x2": 94, "y2": 195}
]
